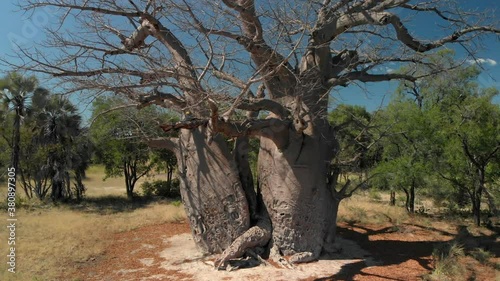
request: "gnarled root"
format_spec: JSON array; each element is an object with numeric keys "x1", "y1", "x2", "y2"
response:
[
  {"x1": 215, "y1": 218, "x2": 272, "y2": 269},
  {"x1": 269, "y1": 242, "x2": 295, "y2": 269},
  {"x1": 289, "y1": 251, "x2": 318, "y2": 264},
  {"x1": 269, "y1": 240, "x2": 321, "y2": 266}
]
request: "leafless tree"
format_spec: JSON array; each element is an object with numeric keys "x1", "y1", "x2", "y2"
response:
[{"x1": 5, "y1": 0, "x2": 499, "y2": 266}]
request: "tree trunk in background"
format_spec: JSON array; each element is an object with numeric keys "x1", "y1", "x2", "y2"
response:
[
  {"x1": 166, "y1": 163, "x2": 174, "y2": 184},
  {"x1": 409, "y1": 182, "x2": 415, "y2": 213},
  {"x1": 472, "y1": 195, "x2": 481, "y2": 227},
  {"x1": 403, "y1": 188, "x2": 410, "y2": 213},
  {"x1": 10, "y1": 108, "x2": 21, "y2": 193},
  {"x1": 472, "y1": 169, "x2": 485, "y2": 227},
  {"x1": 124, "y1": 162, "x2": 133, "y2": 198},
  {"x1": 390, "y1": 191, "x2": 396, "y2": 206}
]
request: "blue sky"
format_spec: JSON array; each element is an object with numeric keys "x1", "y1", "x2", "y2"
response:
[{"x1": 0, "y1": 0, "x2": 499, "y2": 113}]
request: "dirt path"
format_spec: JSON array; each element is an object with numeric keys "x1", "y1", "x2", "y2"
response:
[{"x1": 70, "y1": 221, "x2": 498, "y2": 281}]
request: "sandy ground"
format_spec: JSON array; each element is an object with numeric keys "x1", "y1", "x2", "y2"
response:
[
  {"x1": 155, "y1": 233, "x2": 380, "y2": 281},
  {"x1": 71, "y1": 221, "x2": 499, "y2": 281}
]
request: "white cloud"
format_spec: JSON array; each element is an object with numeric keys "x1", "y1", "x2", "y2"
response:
[{"x1": 466, "y1": 58, "x2": 497, "y2": 66}]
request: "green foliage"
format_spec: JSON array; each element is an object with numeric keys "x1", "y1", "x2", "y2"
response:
[
  {"x1": 370, "y1": 103, "x2": 433, "y2": 212},
  {"x1": 90, "y1": 96, "x2": 179, "y2": 197},
  {"x1": 370, "y1": 54, "x2": 500, "y2": 221},
  {"x1": 140, "y1": 179, "x2": 181, "y2": 198},
  {"x1": 329, "y1": 105, "x2": 379, "y2": 174},
  {"x1": 0, "y1": 128, "x2": 9, "y2": 182},
  {"x1": 0, "y1": 73, "x2": 90, "y2": 201},
  {"x1": 171, "y1": 200, "x2": 182, "y2": 207},
  {"x1": 140, "y1": 181, "x2": 154, "y2": 197}
]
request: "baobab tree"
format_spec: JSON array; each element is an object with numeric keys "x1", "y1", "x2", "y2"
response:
[{"x1": 7, "y1": 0, "x2": 499, "y2": 266}]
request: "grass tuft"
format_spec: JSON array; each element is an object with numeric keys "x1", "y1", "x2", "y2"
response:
[
  {"x1": 469, "y1": 248, "x2": 492, "y2": 264},
  {"x1": 424, "y1": 242, "x2": 465, "y2": 281}
]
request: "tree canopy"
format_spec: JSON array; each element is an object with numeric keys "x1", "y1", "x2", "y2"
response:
[{"x1": 90, "y1": 96, "x2": 177, "y2": 197}]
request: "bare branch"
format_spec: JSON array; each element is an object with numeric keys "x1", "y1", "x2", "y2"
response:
[
  {"x1": 147, "y1": 137, "x2": 179, "y2": 153},
  {"x1": 328, "y1": 71, "x2": 417, "y2": 87},
  {"x1": 316, "y1": 10, "x2": 500, "y2": 52},
  {"x1": 137, "y1": 90, "x2": 186, "y2": 112},
  {"x1": 27, "y1": 3, "x2": 142, "y2": 17},
  {"x1": 160, "y1": 119, "x2": 208, "y2": 132},
  {"x1": 236, "y1": 99, "x2": 290, "y2": 119},
  {"x1": 400, "y1": 3, "x2": 465, "y2": 23},
  {"x1": 89, "y1": 104, "x2": 139, "y2": 127}
]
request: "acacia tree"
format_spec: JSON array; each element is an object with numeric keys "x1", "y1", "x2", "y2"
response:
[
  {"x1": 372, "y1": 101, "x2": 436, "y2": 213},
  {"x1": 328, "y1": 105, "x2": 379, "y2": 182},
  {"x1": 442, "y1": 95, "x2": 500, "y2": 226},
  {"x1": 9, "y1": 0, "x2": 499, "y2": 265},
  {"x1": 90, "y1": 96, "x2": 170, "y2": 198},
  {"x1": 396, "y1": 57, "x2": 500, "y2": 225}
]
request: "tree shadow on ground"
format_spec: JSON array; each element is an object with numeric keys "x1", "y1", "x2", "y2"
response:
[
  {"x1": 315, "y1": 221, "x2": 499, "y2": 281},
  {"x1": 64, "y1": 196, "x2": 175, "y2": 214}
]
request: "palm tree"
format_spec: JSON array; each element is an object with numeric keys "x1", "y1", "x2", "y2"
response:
[
  {"x1": 0, "y1": 73, "x2": 48, "y2": 195},
  {"x1": 36, "y1": 95, "x2": 85, "y2": 201}
]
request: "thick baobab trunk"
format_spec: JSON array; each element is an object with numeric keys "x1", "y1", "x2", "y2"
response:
[
  {"x1": 176, "y1": 127, "x2": 250, "y2": 254},
  {"x1": 258, "y1": 124, "x2": 338, "y2": 263}
]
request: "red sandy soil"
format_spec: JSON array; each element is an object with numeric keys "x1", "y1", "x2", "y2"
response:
[{"x1": 68, "y1": 221, "x2": 498, "y2": 281}]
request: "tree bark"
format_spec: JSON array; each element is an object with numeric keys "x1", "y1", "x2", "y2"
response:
[
  {"x1": 472, "y1": 168, "x2": 485, "y2": 226},
  {"x1": 176, "y1": 127, "x2": 250, "y2": 254},
  {"x1": 258, "y1": 124, "x2": 339, "y2": 263},
  {"x1": 403, "y1": 187, "x2": 410, "y2": 213},
  {"x1": 124, "y1": 161, "x2": 133, "y2": 198},
  {"x1": 409, "y1": 181, "x2": 415, "y2": 213},
  {"x1": 472, "y1": 193, "x2": 481, "y2": 227},
  {"x1": 10, "y1": 107, "x2": 21, "y2": 194},
  {"x1": 390, "y1": 191, "x2": 396, "y2": 206}
]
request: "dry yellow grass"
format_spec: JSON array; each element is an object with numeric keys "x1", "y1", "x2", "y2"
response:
[
  {"x1": 338, "y1": 192, "x2": 410, "y2": 225},
  {"x1": 0, "y1": 203, "x2": 186, "y2": 281},
  {"x1": 0, "y1": 166, "x2": 186, "y2": 281},
  {"x1": 83, "y1": 164, "x2": 169, "y2": 197}
]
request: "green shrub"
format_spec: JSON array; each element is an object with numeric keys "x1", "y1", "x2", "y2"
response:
[
  {"x1": 141, "y1": 181, "x2": 154, "y2": 197},
  {"x1": 168, "y1": 179, "x2": 181, "y2": 198},
  {"x1": 140, "y1": 179, "x2": 181, "y2": 198},
  {"x1": 151, "y1": 180, "x2": 171, "y2": 197}
]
